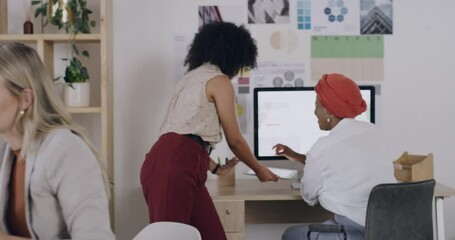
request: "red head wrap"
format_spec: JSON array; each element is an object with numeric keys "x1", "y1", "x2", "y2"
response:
[{"x1": 315, "y1": 74, "x2": 366, "y2": 118}]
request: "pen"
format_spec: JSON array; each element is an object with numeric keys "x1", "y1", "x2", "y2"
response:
[
  {"x1": 217, "y1": 157, "x2": 221, "y2": 166},
  {"x1": 225, "y1": 157, "x2": 229, "y2": 165}
]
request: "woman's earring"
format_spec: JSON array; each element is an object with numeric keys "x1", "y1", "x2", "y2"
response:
[
  {"x1": 326, "y1": 117, "x2": 331, "y2": 123},
  {"x1": 20, "y1": 110, "x2": 25, "y2": 116}
]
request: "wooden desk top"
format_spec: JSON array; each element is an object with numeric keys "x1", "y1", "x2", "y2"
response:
[
  {"x1": 206, "y1": 179, "x2": 455, "y2": 200},
  {"x1": 435, "y1": 182, "x2": 455, "y2": 197},
  {"x1": 206, "y1": 179, "x2": 300, "y2": 201}
]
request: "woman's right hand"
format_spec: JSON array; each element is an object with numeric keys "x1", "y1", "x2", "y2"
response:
[
  {"x1": 254, "y1": 165, "x2": 279, "y2": 182},
  {"x1": 273, "y1": 144, "x2": 306, "y2": 164}
]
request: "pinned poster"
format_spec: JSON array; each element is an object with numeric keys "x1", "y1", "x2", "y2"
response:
[
  {"x1": 248, "y1": 0, "x2": 290, "y2": 24},
  {"x1": 360, "y1": 0, "x2": 393, "y2": 34},
  {"x1": 173, "y1": 34, "x2": 192, "y2": 84},
  {"x1": 250, "y1": 26, "x2": 308, "y2": 63},
  {"x1": 199, "y1": 5, "x2": 244, "y2": 26},
  {"x1": 311, "y1": 0, "x2": 360, "y2": 35},
  {"x1": 237, "y1": 94, "x2": 249, "y2": 134},
  {"x1": 253, "y1": 61, "x2": 306, "y2": 88},
  {"x1": 237, "y1": 67, "x2": 251, "y2": 95},
  {"x1": 311, "y1": 35, "x2": 384, "y2": 82}
]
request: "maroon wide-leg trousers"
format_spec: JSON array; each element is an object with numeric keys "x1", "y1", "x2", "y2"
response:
[{"x1": 140, "y1": 132, "x2": 226, "y2": 240}]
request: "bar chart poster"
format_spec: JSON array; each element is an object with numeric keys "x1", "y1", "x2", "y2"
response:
[{"x1": 311, "y1": 35, "x2": 384, "y2": 81}]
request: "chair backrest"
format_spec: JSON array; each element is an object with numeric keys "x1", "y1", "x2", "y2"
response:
[
  {"x1": 133, "y1": 221, "x2": 202, "y2": 240},
  {"x1": 365, "y1": 179, "x2": 436, "y2": 240}
]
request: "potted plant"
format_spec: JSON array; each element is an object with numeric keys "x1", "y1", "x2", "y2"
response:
[{"x1": 32, "y1": 0, "x2": 96, "y2": 107}]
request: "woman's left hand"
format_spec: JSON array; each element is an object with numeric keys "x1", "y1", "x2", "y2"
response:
[{"x1": 216, "y1": 157, "x2": 240, "y2": 176}]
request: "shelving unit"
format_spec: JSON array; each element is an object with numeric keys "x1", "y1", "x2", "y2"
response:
[
  {"x1": 0, "y1": 0, "x2": 6, "y2": 34},
  {"x1": 0, "y1": 0, "x2": 113, "y2": 208}
]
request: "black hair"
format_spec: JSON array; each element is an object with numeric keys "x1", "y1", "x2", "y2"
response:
[{"x1": 184, "y1": 22, "x2": 258, "y2": 79}]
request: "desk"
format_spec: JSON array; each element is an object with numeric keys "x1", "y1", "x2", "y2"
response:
[
  {"x1": 207, "y1": 179, "x2": 455, "y2": 240},
  {"x1": 434, "y1": 183, "x2": 455, "y2": 240}
]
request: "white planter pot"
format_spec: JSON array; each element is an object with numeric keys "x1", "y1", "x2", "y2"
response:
[{"x1": 64, "y1": 82, "x2": 90, "y2": 107}]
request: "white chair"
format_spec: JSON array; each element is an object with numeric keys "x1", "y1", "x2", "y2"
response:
[{"x1": 133, "y1": 221, "x2": 202, "y2": 240}]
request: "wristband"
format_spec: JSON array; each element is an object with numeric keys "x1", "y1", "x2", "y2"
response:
[{"x1": 211, "y1": 164, "x2": 221, "y2": 174}]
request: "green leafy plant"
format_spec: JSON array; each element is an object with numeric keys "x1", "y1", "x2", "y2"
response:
[
  {"x1": 32, "y1": 0, "x2": 96, "y2": 87},
  {"x1": 32, "y1": 0, "x2": 96, "y2": 33},
  {"x1": 62, "y1": 55, "x2": 89, "y2": 87}
]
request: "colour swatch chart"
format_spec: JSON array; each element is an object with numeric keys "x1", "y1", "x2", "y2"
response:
[
  {"x1": 297, "y1": 0, "x2": 311, "y2": 30},
  {"x1": 311, "y1": 35, "x2": 384, "y2": 81}
]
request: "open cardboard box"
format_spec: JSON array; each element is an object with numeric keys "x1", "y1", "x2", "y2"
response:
[{"x1": 393, "y1": 151, "x2": 434, "y2": 182}]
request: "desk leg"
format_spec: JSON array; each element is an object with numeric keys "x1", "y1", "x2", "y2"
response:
[{"x1": 435, "y1": 197, "x2": 445, "y2": 240}]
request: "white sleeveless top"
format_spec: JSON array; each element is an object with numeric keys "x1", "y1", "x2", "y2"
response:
[{"x1": 160, "y1": 64, "x2": 226, "y2": 147}]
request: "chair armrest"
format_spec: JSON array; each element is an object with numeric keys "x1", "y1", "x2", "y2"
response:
[
  {"x1": 307, "y1": 224, "x2": 347, "y2": 240},
  {"x1": 308, "y1": 224, "x2": 345, "y2": 233}
]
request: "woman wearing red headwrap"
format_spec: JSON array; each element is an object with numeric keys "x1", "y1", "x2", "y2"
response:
[{"x1": 274, "y1": 74, "x2": 396, "y2": 240}]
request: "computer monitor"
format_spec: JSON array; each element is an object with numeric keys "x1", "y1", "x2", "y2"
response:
[{"x1": 253, "y1": 86, "x2": 375, "y2": 160}]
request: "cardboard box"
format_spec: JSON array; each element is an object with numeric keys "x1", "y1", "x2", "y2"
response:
[{"x1": 393, "y1": 152, "x2": 434, "y2": 182}]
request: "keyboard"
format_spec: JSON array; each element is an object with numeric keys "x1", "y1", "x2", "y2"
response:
[{"x1": 244, "y1": 167, "x2": 298, "y2": 180}]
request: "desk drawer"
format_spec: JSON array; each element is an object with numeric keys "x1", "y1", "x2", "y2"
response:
[{"x1": 213, "y1": 200, "x2": 244, "y2": 233}]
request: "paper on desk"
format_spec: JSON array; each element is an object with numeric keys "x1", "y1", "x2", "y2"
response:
[{"x1": 245, "y1": 167, "x2": 298, "y2": 180}]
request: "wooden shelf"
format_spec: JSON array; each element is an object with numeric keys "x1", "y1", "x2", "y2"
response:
[
  {"x1": 0, "y1": 34, "x2": 101, "y2": 43},
  {"x1": 67, "y1": 107, "x2": 103, "y2": 113}
]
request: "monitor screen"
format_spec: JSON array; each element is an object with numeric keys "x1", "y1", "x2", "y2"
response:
[{"x1": 253, "y1": 86, "x2": 375, "y2": 160}]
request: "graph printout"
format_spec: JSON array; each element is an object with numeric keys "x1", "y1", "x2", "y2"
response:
[{"x1": 311, "y1": 35, "x2": 384, "y2": 81}]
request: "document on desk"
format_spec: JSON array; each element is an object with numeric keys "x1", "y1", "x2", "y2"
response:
[{"x1": 245, "y1": 167, "x2": 298, "y2": 180}]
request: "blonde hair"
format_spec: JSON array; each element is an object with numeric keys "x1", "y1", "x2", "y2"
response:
[{"x1": 0, "y1": 42, "x2": 108, "y2": 194}]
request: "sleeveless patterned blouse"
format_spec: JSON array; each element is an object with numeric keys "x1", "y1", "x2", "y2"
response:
[{"x1": 160, "y1": 64, "x2": 227, "y2": 148}]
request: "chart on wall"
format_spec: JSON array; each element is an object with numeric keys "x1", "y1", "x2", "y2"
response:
[
  {"x1": 311, "y1": 0, "x2": 360, "y2": 35},
  {"x1": 253, "y1": 61, "x2": 306, "y2": 88},
  {"x1": 297, "y1": 0, "x2": 312, "y2": 30},
  {"x1": 297, "y1": 0, "x2": 393, "y2": 35},
  {"x1": 236, "y1": 68, "x2": 252, "y2": 133},
  {"x1": 250, "y1": 25, "x2": 309, "y2": 63},
  {"x1": 311, "y1": 35, "x2": 384, "y2": 81}
]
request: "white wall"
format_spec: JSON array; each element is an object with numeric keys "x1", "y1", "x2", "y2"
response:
[{"x1": 113, "y1": 1, "x2": 455, "y2": 239}]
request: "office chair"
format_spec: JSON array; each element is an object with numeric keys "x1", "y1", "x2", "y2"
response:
[
  {"x1": 133, "y1": 221, "x2": 202, "y2": 240},
  {"x1": 307, "y1": 179, "x2": 436, "y2": 240}
]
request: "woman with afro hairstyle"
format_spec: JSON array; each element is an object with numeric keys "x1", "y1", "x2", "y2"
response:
[{"x1": 140, "y1": 22, "x2": 278, "y2": 239}]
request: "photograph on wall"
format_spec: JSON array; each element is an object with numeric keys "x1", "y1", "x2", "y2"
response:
[
  {"x1": 310, "y1": 35, "x2": 384, "y2": 82},
  {"x1": 311, "y1": 0, "x2": 360, "y2": 35},
  {"x1": 253, "y1": 61, "x2": 306, "y2": 88},
  {"x1": 199, "y1": 5, "x2": 244, "y2": 26},
  {"x1": 360, "y1": 0, "x2": 393, "y2": 34},
  {"x1": 248, "y1": 0, "x2": 290, "y2": 24}
]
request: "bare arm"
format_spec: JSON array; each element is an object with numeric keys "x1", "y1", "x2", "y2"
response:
[{"x1": 206, "y1": 76, "x2": 278, "y2": 182}]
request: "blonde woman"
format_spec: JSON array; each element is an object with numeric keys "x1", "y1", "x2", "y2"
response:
[{"x1": 0, "y1": 42, "x2": 114, "y2": 239}]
